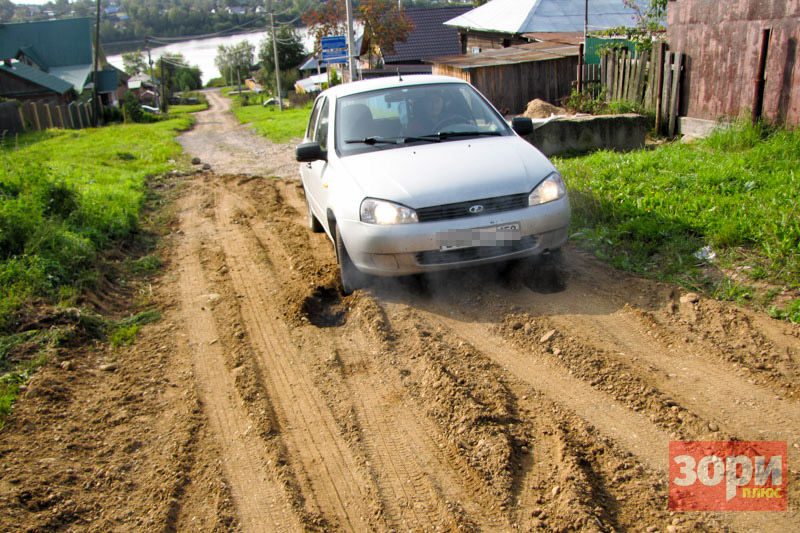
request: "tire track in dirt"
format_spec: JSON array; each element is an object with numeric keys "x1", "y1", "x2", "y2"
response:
[
  {"x1": 220, "y1": 177, "x2": 513, "y2": 530},
  {"x1": 399, "y1": 298, "x2": 669, "y2": 471},
  {"x1": 211, "y1": 185, "x2": 387, "y2": 531},
  {"x1": 175, "y1": 184, "x2": 303, "y2": 532},
  {"x1": 372, "y1": 260, "x2": 800, "y2": 531}
]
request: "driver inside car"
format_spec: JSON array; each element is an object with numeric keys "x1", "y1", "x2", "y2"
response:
[{"x1": 406, "y1": 90, "x2": 446, "y2": 136}]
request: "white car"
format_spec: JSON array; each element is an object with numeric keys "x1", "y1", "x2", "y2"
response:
[{"x1": 296, "y1": 75, "x2": 570, "y2": 294}]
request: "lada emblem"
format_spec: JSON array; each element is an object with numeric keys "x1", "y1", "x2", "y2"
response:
[{"x1": 469, "y1": 205, "x2": 484, "y2": 214}]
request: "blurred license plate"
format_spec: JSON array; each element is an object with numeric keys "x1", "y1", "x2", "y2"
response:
[{"x1": 437, "y1": 223, "x2": 521, "y2": 251}]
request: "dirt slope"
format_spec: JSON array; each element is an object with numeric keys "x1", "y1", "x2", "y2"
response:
[{"x1": 2, "y1": 90, "x2": 798, "y2": 532}]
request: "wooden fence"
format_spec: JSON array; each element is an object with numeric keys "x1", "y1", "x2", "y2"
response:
[
  {"x1": 578, "y1": 42, "x2": 684, "y2": 136},
  {"x1": 14, "y1": 101, "x2": 94, "y2": 132}
]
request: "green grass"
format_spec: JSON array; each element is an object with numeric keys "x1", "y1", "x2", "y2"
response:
[
  {"x1": 169, "y1": 103, "x2": 208, "y2": 116},
  {"x1": 0, "y1": 120, "x2": 190, "y2": 323},
  {"x1": 109, "y1": 309, "x2": 161, "y2": 348},
  {"x1": 556, "y1": 121, "x2": 800, "y2": 301},
  {"x1": 0, "y1": 118, "x2": 188, "y2": 423},
  {"x1": 230, "y1": 98, "x2": 312, "y2": 143}
]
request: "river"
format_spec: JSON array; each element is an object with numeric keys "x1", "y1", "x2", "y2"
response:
[{"x1": 106, "y1": 30, "x2": 315, "y2": 85}]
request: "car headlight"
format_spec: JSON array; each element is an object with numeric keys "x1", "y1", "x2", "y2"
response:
[
  {"x1": 528, "y1": 172, "x2": 566, "y2": 206},
  {"x1": 360, "y1": 198, "x2": 419, "y2": 225}
]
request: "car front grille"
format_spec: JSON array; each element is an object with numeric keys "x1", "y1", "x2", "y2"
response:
[
  {"x1": 415, "y1": 193, "x2": 529, "y2": 222},
  {"x1": 416, "y1": 235, "x2": 538, "y2": 266}
]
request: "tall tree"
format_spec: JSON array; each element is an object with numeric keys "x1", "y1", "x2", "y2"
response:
[
  {"x1": 122, "y1": 50, "x2": 147, "y2": 76},
  {"x1": 359, "y1": 0, "x2": 414, "y2": 65},
  {"x1": 259, "y1": 25, "x2": 306, "y2": 73},
  {"x1": 302, "y1": 0, "x2": 347, "y2": 57}
]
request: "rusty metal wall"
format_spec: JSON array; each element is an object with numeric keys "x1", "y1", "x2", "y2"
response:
[{"x1": 667, "y1": 0, "x2": 800, "y2": 125}]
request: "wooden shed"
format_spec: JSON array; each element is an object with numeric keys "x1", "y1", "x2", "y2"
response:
[{"x1": 430, "y1": 41, "x2": 579, "y2": 115}]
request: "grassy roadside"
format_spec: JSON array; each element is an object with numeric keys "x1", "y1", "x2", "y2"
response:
[
  {"x1": 223, "y1": 88, "x2": 312, "y2": 143},
  {"x1": 0, "y1": 117, "x2": 194, "y2": 424},
  {"x1": 556, "y1": 121, "x2": 800, "y2": 321}
]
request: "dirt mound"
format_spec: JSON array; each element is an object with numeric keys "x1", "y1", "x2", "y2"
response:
[{"x1": 523, "y1": 98, "x2": 567, "y2": 118}]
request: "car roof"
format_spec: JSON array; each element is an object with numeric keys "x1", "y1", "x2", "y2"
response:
[{"x1": 320, "y1": 74, "x2": 468, "y2": 100}]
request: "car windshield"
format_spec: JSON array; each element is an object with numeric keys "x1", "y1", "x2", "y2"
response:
[{"x1": 335, "y1": 83, "x2": 511, "y2": 156}]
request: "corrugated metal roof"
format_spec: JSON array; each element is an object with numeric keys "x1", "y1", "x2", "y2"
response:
[
  {"x1": 444, "y1": 0, "x2": 645, "y2": 34},
  {"x1": 430, "y1": 41, "x2": 579, "y2": 69},
  {"x1": 382, "y1": 7, "x2": 472, "y2": 64},
  {"x1": 0, "y1": 61, "x2": 73, "y2": 94},
  {"x1": 0, "y1": 18, "x2": 93, "y2": 67},
  {"x1": 49, "y1": 64, "x2": 92, "y2": 90}
]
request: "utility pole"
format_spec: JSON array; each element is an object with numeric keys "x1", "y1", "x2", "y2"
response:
[
  {"x1": 146, "y1": 38, "x2": 158, "y2": 111},
  {"x1": 92, "y1": 0, "x2": 101, "y2": 126},
  {"x1": 345, "y1": 0, "x2": 357, "y2": 81},
  {"x1": 584, "y1": 0, "x2": 588, "y2": 44},
  {"x1": 269, "y1": 2, "x2": 283, "y2": 111}
]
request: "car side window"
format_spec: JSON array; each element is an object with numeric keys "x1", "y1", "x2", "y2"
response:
[
  {"x1": 306, "y1": 97, "x2": 323, "y2": 140},
  {"x1": 315, "y1": 98, "x2": 330, "y2": 151}
]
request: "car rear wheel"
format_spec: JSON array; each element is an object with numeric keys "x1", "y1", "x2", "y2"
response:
[
  {"x1": 305, "y1": 191, "x2": 324, "y2": 233},
  {"x1": 334, "y1": 228, "x2": 365, "y2": 295}
]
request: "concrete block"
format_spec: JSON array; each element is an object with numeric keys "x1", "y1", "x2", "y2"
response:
[{"x1": 523, "y1": 114, "x2": 648, "y2": 157}]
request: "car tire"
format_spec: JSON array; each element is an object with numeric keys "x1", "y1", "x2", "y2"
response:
[{"x1": 334, "y1": 228, "x2": 365, "y2": 295}]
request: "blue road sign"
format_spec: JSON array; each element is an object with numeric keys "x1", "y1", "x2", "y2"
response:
[
  {"x1": 322, "y1": 49, "x2": 348, "y2": 61},
  {"x1": 321, "y1": 36, "x2": 347, "y2": 51}
]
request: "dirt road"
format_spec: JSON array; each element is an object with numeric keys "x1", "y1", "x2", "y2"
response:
[{"x1": 2, "y1": 90, "x2": 799, "y2": 532}]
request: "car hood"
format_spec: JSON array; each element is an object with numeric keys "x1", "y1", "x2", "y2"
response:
[{"x1": 336, "y1": 136, "x2": 555, "y2": 209}]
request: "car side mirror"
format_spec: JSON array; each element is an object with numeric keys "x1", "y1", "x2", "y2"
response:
[
  {"x1": 296, "y1": 141, "x2": 327, "y2": 162},
  {"x1": 511, "y1": 117, "x2": 533, "y2": 136}
]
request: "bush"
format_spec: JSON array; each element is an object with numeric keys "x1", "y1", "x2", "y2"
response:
[
  {"x1": 103, "y1": 105, "x2": 124, "y2": 124},
  {"x1": 205, "y1": 77, "x2": 227, "y2": 88},
  {"x1": 123, "y1": 91, "x2": 143, "y2": 123}
]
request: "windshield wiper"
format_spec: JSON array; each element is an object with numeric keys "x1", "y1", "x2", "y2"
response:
[
  {"x1": 402, "y1": 135, "x2": 441, "y2": 143},
  {"x1": 404, "y1": 131, "x2": 501, "y2": 143},
  {"x1": 436, "y1": 131, "x2": 503, "y2": 139},
  {"x1": 344, "y1": 136, "x2": 399, "y2": 145}
]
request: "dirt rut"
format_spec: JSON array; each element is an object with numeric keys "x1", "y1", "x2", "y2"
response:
[{"x1": 165, "y1": 170, "x2": 799, "y2": 532}]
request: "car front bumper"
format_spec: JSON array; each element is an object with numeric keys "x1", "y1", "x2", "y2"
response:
[{"x1": 336, "y1": 195, "x2": 571, "y2": 276}]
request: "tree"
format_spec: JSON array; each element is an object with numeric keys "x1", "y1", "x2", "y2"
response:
[
  {"x1": 156, "y1": 53, "x2": 202, "y2": 102},
  {"x1": 215, "y1": 41, "x2": 254, "y2": 92},
  {"x1": 302, "y1": 0, "x2": 347, "y2": 57},
  {"x1": 259, "y1": 25, "x2": 306, "y2": 74},
  {"x1": 215, "y1": 44, "x2": 234, "y2": 86},
  {"x1": 0, "y1": 0, "x2": 14, "y2": 22},
  {"x1": 359, "y1": 0, "x2": 414, "y2": 65},
  {"x1": 122, "y1": 50, "x2": 147, "y2": 76},
  {"x1": 596, "y1": 0, "x2": 668, "y2": 49}
]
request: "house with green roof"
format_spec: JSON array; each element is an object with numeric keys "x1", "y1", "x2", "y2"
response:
[{"x1": 0, "y1": 17, "x2": 122, "y2": 105}]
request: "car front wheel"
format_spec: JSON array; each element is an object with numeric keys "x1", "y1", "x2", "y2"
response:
[{"x1": 334, "y1": 228, "x2": 365, "y2": 295}]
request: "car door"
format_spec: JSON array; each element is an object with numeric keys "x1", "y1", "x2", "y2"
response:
[{"x1": 302, "y1": 96, "x2": 332, "y2": 233}]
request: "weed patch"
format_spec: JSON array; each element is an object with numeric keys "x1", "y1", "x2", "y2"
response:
[
  {"x1": 0, "y1": 118, "x2": 185, "y2": 424},
  {"x1": 230, "y1": 99, "x2": 312, "y2": 143},
  {"x1": 557, "y1": 121, "x2": 800, "y2": 313}
]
